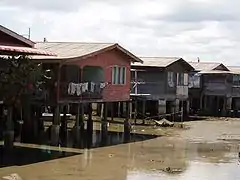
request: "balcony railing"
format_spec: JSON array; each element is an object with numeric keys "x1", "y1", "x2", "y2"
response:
[{"x1": 59, "y1": 81, "x2": 108, "y2": 100}]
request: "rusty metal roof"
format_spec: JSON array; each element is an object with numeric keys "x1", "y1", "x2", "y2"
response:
[
  {"x1": 188, "y1": 62, "x2": 227, "y2": 71},
  {"x1": 34, "y1": 42, "x2": 142, "y2": 63},
  {"x1": 132, "y1": 57, "x2": 182, "y2": 67}
]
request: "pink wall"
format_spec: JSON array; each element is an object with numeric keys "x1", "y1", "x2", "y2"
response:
[{"x1": 69, "y1": 49, "x2": 131, "y2": 102}]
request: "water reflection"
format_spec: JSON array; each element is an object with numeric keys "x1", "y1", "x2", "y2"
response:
[{"x1": 0, "y1": 145, "x2": 80, "y2": 168}]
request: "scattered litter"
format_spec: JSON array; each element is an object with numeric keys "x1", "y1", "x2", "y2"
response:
[
  {"x1": 154, "y1": 118, "x2": 174, "y2": 127},
  {"x1": 108, "y1": 154, "x2": 114, "y2": 158},
  {"x1": 163, "y1": 167, "x2": 183, "y2": 174},
  {"x1": 2, "y1": 173, "x2": 22, "y2": 180}
]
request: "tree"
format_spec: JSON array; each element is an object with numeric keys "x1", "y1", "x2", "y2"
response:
[
  {"x1": 0, "y1": 55, "x2": 48, "y2": 106},
  {"x1": 0, "y1": 55, "x2": 51, "y2": 143}
]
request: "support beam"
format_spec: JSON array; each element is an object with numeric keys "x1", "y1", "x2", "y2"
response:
[
  {"x1": 60, "y1": 105, "x2": 68, "y2": 146},
  {"x1": 124, "y1": 101, "x2": 131, "y2": 142},
  {"x1": 4, "y1": 107, "x2": 14, "y2": 150},
  {"x1": 117, "y1": 102, "x2": 121, "y2": 117},
  {"x1": 51, "y1": 105, "x2": 60, "y2": 146},
  {"x1": 87, "y1": 103, "x2": 93, "y2": 149},
  {"x1": 142, "y1": 100, "x2": 146, "y2": 124},
  {"x1": 101, "y1": 102, "x2": 108, "y2": 145},
  {"x1": 111, "y1": 102, "x2": 114, "y2": 122},
  {"x1": 134, "y1": 98, "x2": 137, "y2": 124},
  {"x1": 87, "y1": 103, "x2": 93, "y2": 135}
]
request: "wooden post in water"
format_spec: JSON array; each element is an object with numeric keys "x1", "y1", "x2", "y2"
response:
[
  {"x1": 87, "y1": 103, "x2": 93, "y2": 134},
  {"x1": 60, "y1": 105, "x2": 68, "y2": 146},
  {"x1": 101, "y1": 102, "x2": 108, "y2": 144},
  {"x1": 134, "y1": 98, "x2": 137, "y2": 124},
  {"x1": 124, "y1": 101, "x2": 131, "y2": 142},
  {"x1": 142, "y1": 100, "x2": 146, "y2": 124},
  {"x1": 4, "y1": 107, "x2": 14, "y2": 150},
  {"x1": 87, "y1": 103, "x2": 93, "y2": 148},
  {"x1": 111, "y1": 102, "x2": 114, "y2": 122},
  {"x1": 117, "y1": 102, "x2": 121, "y2": 117},
  {"x1": 51, "y1": 104, "x2": 60, "y2": 146}
]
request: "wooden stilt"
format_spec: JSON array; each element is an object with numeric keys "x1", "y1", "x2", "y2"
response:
[
  {"x1": 111, "y1": 102, "x2": 114, "y2": 122},
  {"x1": 142, "y1": 100, "x2": 146, "y2": 124},
  {"x1": 101, "y1": 102, "x2": 108, "y2": 144},
  {"x1": 124, "y1": 101, "x2": 131, "y2": 142},
  {"x1": 4, "y1": 107, "x2": 14, "y2": 150},
  {"x1": 87, "y1": 103, "x2": 93, "y2": 149},
  {"x1": 117, "y1": 102, "x2": 121, "y2": 117},
  {"x1": 60, "y1": 105, "x2": 67, "y2": 146},
  {"x1": 51, "y1": 104, "x2": 60, "y2": 146},
  {"x1": 134, "y1": 98, "x2": 137, "y2": 124},
  {"x1": 87, "y1": 103, "x2": 93, "y2": 134}
]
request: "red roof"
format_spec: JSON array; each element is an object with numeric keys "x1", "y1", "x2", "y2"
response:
[{"x1": 0, "y1": 45, "x2": 56, "y2": 56}]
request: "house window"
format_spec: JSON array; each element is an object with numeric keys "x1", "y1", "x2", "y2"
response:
[
  {"x1": 112, "y1": 66, "x2": 126, "y2": 85},
  {"x1": 233, "y1": 74, "x2": 240, "y2": 85},
  {"x1": 177, "y1": 73, "x2": 184, "y2": 85},
  {"x1": 167, "y1": 72, "x2": 174, "y2": 87}
]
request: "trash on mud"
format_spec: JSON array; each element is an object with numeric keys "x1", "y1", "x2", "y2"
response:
[
  {"x1": 2, "y1": 173, "x2": 22, "y2": 180},
  {"x1": 163, "y1": 167, "x2": 183, "y2": 174},
  {"x1": 154, "y1": 119, "x2": 174, "y2": 127}
]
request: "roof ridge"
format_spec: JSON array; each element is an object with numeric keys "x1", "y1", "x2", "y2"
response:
[
  {"x1": 35, "y1": 41, "x2": 115, "y2": 44},
  {"x1": 140, "y1": 56, "x2": 180, "y2": 58},
  {"x1": 189, "y1": 61, "x2": 220, "y2": 64}
]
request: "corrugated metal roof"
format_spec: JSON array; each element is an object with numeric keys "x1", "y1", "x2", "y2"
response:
[
  {"x1": 227, "y1": 66, "x2": 240, "y2": 74},
  {"x1": 34, "y1": 42, "x2": 142, "y2": 63},
  {"x1": 198, "y1": 70, "x2": 240, "y2": 75},
  {"x1": 132, "y1": 57, "x2": 181, "y2": 67},
  {"x1": 0, "y1": 25, "x2": 35, "y2": 47},
  {"x1": 0, "y1": 45, "x2": 56, "y2": 56},
  {"x1": 35, "y1": 42, "x2": 115, "y2": 59},
  {"x1": 188, "y1": 62, "x2": 223, "y2": 71}
]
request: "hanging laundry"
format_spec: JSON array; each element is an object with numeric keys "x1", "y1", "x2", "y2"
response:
[
  {"x1": 100, "y1": 82, "x2": 107, "y2": 89},
  {"x1": 76, "y1": 84, "x2": 82, "y2": 96},
  {"x1": 90, "y1": 82, "x2": 95, "y2": 92},
  {"x1": 68, "y1": 82, "x2": 78, "y2": 95},
  {"x1": 82, "y1": 82, "x2": 88, "y2": 92}
]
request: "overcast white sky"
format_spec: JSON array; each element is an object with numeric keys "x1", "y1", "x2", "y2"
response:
[{"x1": 0, "y1": 0, "x2": 239, "y2": 65}]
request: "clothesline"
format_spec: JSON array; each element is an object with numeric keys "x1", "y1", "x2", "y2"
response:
[{"x1": 67, "y1": 82, "x2": 108, "y2": 96}]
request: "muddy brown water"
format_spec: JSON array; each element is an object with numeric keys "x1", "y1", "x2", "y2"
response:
[{"x1": 1, "y1": 119, "x2": 240, "y2": 180}]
